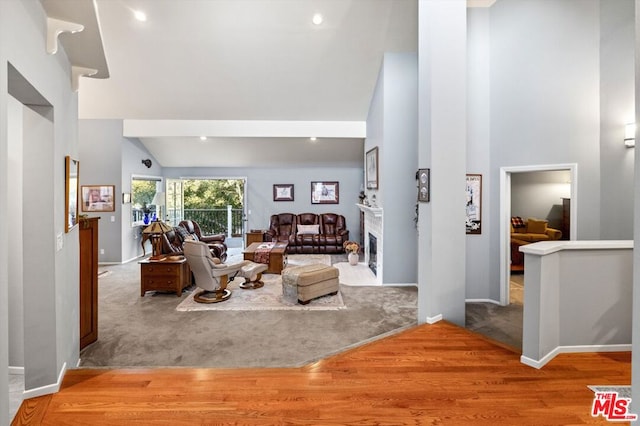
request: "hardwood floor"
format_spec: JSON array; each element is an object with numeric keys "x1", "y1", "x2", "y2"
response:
[{"x1": 13, "y1": 322, "x2": 630, "y2": 425}]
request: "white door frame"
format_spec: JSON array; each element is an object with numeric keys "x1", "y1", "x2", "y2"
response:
[{"x1": 499, "y1": 163, "x2": 578, "y2": 305}]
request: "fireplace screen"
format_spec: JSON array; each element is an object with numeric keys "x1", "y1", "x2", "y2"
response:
[{"x1": 368, "y1": 233, "x2": 377, "y2": 275}]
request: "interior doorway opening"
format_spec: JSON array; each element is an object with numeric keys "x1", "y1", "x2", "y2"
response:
[{"x1": 499, "y1": 164, "x2": 577, "y2": 306}]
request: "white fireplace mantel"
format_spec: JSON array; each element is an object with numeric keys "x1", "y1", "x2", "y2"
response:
[{"x1": 356, "y1": 203, "x2": 383, "y2": 217}]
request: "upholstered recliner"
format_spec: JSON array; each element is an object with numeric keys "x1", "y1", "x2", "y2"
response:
[
  {"x1": 179, "y1": 220, "x2": 227, "y2": 261},
  {"x1": 159, "y1": 223, "x2": 227, "y2": 261},
  {"x1": 265, "y1": 213, "x2": 297, "y2": 244},
  {"x1": 318, "y1": 213, "x2": 348, "y2": 253},
  {"x1": 183, "y1": 240, "x2": 269, "y2": 303}
]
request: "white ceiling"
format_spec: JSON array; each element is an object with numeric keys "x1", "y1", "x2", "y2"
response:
[
  {"x1": 71, "y1": 0, "x2": 492, "y2": 167},
  {"x1": 73, "y1": 0, "x2": 418, "y2": 167}
]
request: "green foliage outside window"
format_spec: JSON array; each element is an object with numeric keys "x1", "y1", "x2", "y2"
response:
[
  {"x1": 183, "y1": 179, "x2": 244, "y2": 209},
  {"x1": 132, "y1": 180, "x2": 157, "y2": 212}
]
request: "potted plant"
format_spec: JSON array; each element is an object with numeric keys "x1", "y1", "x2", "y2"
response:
[{"x1": 343, "y1": 240, "x2": 360, "y2": 266}]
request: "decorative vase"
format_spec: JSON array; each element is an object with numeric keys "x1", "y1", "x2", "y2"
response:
[
  {"x1": 143, "y1": 213, "x2": 150, "y2": 225},
  {"x1": 348, "y1": 252, "x2": 359, "y2": 266}
]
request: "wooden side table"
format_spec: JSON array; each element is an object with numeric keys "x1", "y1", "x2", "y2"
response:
[
  {"x1": 246, "y1": 230, "x2": 267, "y2": 246},
  {"x1": 140, "y1": 256, "x2": 191, "y2": 297}
]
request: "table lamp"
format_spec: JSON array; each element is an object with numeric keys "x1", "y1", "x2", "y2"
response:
[{"x1": 142, "y1": 220, "x2": 173, "y2": 257}]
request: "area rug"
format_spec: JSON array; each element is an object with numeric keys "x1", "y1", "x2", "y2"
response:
[
  {"x1": 176, "y1": 275, "x2": 345, "y2": 311},
  {"x1": 176, "y1": 254, "x2": 343, "y2": 311}
]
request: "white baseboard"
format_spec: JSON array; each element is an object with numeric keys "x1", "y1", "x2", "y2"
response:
[
  {"x1": 466, "y1": 298, "x2": 501, "y2": 305},
  {"x1": 98, "y1": 262, "x2": 121, "y2": 266},
  {"x1": 8, "y1": 366, "x2": 24, "y2": 375},
  {"x1": 23, "y1": 362, "x2": 66, "y2": 400},
  {"x1": 383, "y1": 282, "x2": 417, "y2": 287},
  {"x1": 521, "y1": 344, "x2": 632, "y2": 369},
  {"x1": 426, "y1": 314, "x2": 443, "y2": 324}
]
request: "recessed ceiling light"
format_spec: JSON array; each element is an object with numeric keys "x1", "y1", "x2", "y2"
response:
[
  {"x1": 310, "y1": 137, "x2": 317, "y2": 142},
  {"x1": 312, "y1": 13, "x2": 323, "y2": 26},
  {"x1": 199, "y1": 136, "x2": 207, "y2": 141},
  {"x1": 133, "y1": 10, "x2": 147, "y2": 22}
]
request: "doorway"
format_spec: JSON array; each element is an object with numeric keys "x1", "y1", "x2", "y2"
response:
[
  {"x1": 6, "y1": 63, "x2": 55, "y2": 421},
  {"x1": 167, "y1": 177, "x2": 247, "y2": 250},
  {"x1": 500, "y1": 164, "x2": 577, "y2": 306}
]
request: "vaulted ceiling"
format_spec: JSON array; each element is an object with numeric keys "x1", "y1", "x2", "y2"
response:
[{"x1": 67, "y1": 0, "x2": 492, "y2": 167}]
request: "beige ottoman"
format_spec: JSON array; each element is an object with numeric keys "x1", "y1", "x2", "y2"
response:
[{"x1": 282, "y1": 263, "x2": 339, "y2": 305}]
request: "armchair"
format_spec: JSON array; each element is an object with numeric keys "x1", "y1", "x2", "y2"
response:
[
  {"x1": 264, "y1": 213, "x2": 297, "y2": 244},
  {"x1": 159, "y1": 225, "x2": 227, "y2": 261},
  {"x1": 178, "y1": 220, "x2": 227, "y2": 261},
  {"x1": 179, "y1": 220, "x2": 226, "y2": 245},
  {"x1": 319, "y1": 213, "x2": 349, "y2": 253},
  {"x1": 183, "y1": 240, "x2": 269, "y2": 303}
]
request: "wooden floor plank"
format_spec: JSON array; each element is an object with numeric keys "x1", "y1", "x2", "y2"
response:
[{"x1": 12, "y1": 322, "x2": 630, "y2": 425}]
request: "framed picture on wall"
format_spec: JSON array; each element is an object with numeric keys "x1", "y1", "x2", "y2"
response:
[
  {"x1": 466, "y1": 174, "x2": 482, "y2": 234},
  {"x1": 81, "y1": 185, "x2": 116, "y2": 212},
  {"x1": 366, "y1": 147, "x2": 379, "y2": 189},
  {"x1": 311, "y1": 181, "x2": 339, "y2": 204},
  {"x1": 273, "y1": 184, "x2": 294, "y2": 201}
]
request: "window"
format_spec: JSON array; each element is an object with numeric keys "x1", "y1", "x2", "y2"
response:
[{"x1": 132, "y1": 175, "x2": 162, "y2": 226}]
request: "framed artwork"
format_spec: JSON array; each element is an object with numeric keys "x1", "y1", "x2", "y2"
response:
[
  {"x1": 417, "y1": 168, "x2": 430, "y2": 202},
  {"x1": 65, "y1": 156, "x2": 80, "y2": 233},
  {"x1": 466, "y1": 174, "x2": 482, "y2": 234},
  {"x1": 366, "y1": 147, "x2": 379, "y2": 189},
  {"x1": 273, "y1": 184, "x2": 294, "y2": 201},
  {"x1": 81, "y1": 185, "x2": 116, "y2": 212},
  {"x1": 122, "y1": 193, "x2": 131, "y2": 204},
  {"x1": 311, "y1": 181, "x2": 339, "y2": 204}
]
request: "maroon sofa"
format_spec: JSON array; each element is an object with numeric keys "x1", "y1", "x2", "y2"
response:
[{"x1": 264, "y1": 213, "x2": 349, "y2": 254}]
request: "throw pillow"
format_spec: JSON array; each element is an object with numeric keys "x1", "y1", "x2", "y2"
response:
[
  {"x1": 527, "y1": 218, "x2": 548, "y2": 234},
  {"x1": 297, "y1": 224, "x2": 320, "y2": 235},
  {"x1": 511, "y1": 216, "x2": 525, "y2": 228},
  {"x1": 175, "y1": 226, "x2": 194, "y2": 241}
]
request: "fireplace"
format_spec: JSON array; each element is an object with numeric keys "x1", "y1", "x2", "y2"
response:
[
  {"x1": 368, "y1": 233, "x2": 377, "y2": 275},
  {"x1": 357, "y1": 203, "x2": 382, "y2": 284}
]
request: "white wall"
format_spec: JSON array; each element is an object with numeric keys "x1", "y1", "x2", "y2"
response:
[
  {"x1": 1, "y1": 1, "x2": 81, "y2": 420},
  {"x1": 121, "y1": 136, "x2": 163, "y2": 262},
  {"x1": 365, "y1": 52, "x2": 418, "y2": 285},
  {"x1": 466, "y1": 8, "x2": 492, "y2": 300},
  {"x1": 599, "y1": 0, "x2": 635, "y2": 240},
  {"x1": 7, "y1": 96, "x2": 24, "y2": 370},
  {"x1": 482, "y1": 0, "x2": 602, "y2": 301}
]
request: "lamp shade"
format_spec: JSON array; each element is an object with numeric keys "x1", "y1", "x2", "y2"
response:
[
  {"x1": 142, "y1": 220, "x2": 172, "y2": 235},
  {"x1": 151, "y1": 191, "x2": 165, "y2": 206}
]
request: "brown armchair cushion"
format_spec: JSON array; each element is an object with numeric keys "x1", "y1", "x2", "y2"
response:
[{"x1": 527, "y1": 218, "x2": 548, "y2": 234}]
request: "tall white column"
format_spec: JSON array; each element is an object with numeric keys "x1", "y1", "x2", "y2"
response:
[{"x1": 417, "y1": 0, "x2": 467, "y2": 326}]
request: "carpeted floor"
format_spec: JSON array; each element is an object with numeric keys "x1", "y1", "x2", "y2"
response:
[
  {"x1": 465, "y1": 273, "x2": 524, "y2": 350},
  {"x1": 80, "y1": 253, "x2": 418, "y2": 368},
  {"x1": 80, "y1": 253, "x2": 524, "y2": 368}
]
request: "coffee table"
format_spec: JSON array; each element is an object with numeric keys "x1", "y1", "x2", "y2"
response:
[{"x1": 243, "y1": 242, "x2": 288, "y2": 274}]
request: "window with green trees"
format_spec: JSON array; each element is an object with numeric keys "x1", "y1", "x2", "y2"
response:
[{"x1": 182, "y1": 179, "x2": 245, "y2": 236}]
